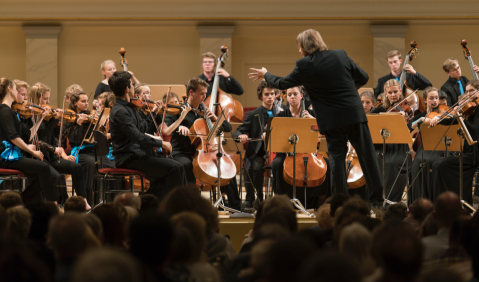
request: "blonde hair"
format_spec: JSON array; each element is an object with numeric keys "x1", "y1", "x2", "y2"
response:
[
  {"x1": 383, "y1": 79, "x2": 403, "y2": 109},
  {"x1": 202, "y1": 52, "x2": 216, "y2": 63},
  {"x1": 134, "y1": 83, "x2": 148, "y2": 96},
  {"x1": 423, "y1": 86, "x2": 439, "y2": 100},
  {"x1": 387, "y1": 50, "x2": 402, "y2": 60},
  {"x1": 443, "y1": 58, "x2": 459, "y2": 72},
  {"x1": 162, "y1": 92, "x2": 179, "y2": 104},
  {"x1": 101, "y1": 60, "x2": 116, "y2": 79},
  {"x1": 98, "y1": 92, "x2": 115, "y2": 109},
  {"x1": 296, "y1": 29, "x2": 328, "y2": 55},
  {"x1": 360, "y1": 91, "x2": 376, "y2": 104},
  {"x1": 65, "y1": 84, "x2": 83, "y2": 99},
  {"x1": 13, "y1": 80, "x2": 30, "y2": 92},
  {"x1": 29, "y1": 82, "x2": 51, "y2": 104}
]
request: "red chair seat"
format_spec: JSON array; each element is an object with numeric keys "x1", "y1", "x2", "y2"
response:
[
  {"x1": 98, "y1": 168, "x2": 146, "y2": 178},
  {"x1": 0, "y1": 169, "x2": 25, "y2": 178}
]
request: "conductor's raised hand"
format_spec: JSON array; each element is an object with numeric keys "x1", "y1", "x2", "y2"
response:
[
  {"x1": 238, "y1": 134, "x2": 248, "y2": 143},
  {"x1": 248, "y1": 68, "x2": 268, "y2": 81},
  {"x1": 178, "y1": 125, "x2": 190, "y2": 136}
]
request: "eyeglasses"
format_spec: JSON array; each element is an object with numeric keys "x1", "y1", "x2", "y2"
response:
[{"x1": 202, "y1": 61, "x2": 215, "y2": 64}]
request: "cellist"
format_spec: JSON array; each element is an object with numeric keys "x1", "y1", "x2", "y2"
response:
[
  {"x1": 271, "y1": 86, "x2": 331, "y2": 209},
  {"x1": 198, "y1": 52, "x2": 244, "y2": 98},
  {"x1": 164, "y1": 77, "x2": 241, "y2": 211}
]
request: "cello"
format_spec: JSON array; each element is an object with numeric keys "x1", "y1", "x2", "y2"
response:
[
  {"x1": 399, "y1": 41, "x2": 426, "y2": 113},
  {"x1": 283, "y1": 99, "x2": 327, "y2": 187},
  {"x1": 190, "y1": 102, "x2": 236, "y2": 186}
]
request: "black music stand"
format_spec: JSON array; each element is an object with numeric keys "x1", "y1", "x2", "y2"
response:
[
  {"x1": 269, "y1": 117, "x2": 318, "y2": 215},
  {"x1": 368, "y1": 113, "x2": 413, "y2": 207}
]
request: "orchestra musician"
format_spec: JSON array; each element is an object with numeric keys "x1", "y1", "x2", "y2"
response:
[
  {"x1": 249, "y1": 29, "x2": 384, "y2": 209},
  {"x1": 374, "y1": 50, "x2": 432, "y2": 98},
  {"x1": 28, "y1": 83, "x2": 91, "y2": 210},
  {"x1": 233, "y1": 81, "x2": 277, "y2": 210},
  {"x1": 108, "y1": 71, "x2": 186, "y2": 201},
  {"x1": 430, "y1": 79, "x2": 479, "y2": 206},
  {"x1": 371, "y1": 79, "x2": 412, "y2": 204},
  {"x1": 271, "y1": 86, "x2": 331, "y2": 209},
  {"x1": 440, "y1": 58, "x2": 479, "y2": 106},
  {"x1": 198, "y1": 52, "x2": 244, "y2": 98},
  {"x1": 93, "y1": 60, "x2": 140, "y2": 109},
  {"x1": 408, "y1": 87, "x2": 444, "y2": 204},
  {"x1": 360, "y1": 90, "x2": 376, "y2": 114},
  {"x1": 13, "y1": 80, "x2": 29, "y2": 103},
  {"x1": 438, "y1": 90, "x2": 448, "y2": 106},
  {"x1": 65, "y1": 84, "x2": 83, "y2": 104},
  {"x1": 0, "y1": 78, "x2": 58, "y2": 205}
]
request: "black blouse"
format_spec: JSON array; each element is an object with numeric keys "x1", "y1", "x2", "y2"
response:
[
  {"x1": 0, "y1": 104, "x2": 22, "y2": 154},
  {"x1": 94, "y1": 82, "x2": 112, "y2": 100}
]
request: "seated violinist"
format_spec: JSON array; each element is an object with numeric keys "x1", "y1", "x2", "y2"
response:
[
  {"x1": 198, "y1": 52, "x2": 244, "y2": 98},
  {"x1": 438, "y1": 90, "x2": 448, "y2": 106},
  {"x1": 360, "y1": 90, "x2": 376, "y2": 114},
  {"x1": 12, "y1": 80, "x2": 29, "y2": 103},
  {"x1": 374, "y1": 50, "x2": 432, "y2": 98},
  {"x1": 233, "y1": 81, "x2": 278, "y2": 210},
  {"x1": 109, "y1": 71, "x2": 186, "y2": 201},
  {"x1": 163, "y1": 91, "x2": 180, "y2": 105},
  {"x1": 271, "y1": 86, "x2": 331, "y2": 209},
  {"x1": 164, "y1": 77, "x2": 241, "y2": 211}
]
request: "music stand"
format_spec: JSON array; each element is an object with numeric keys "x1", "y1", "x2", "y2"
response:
[
  {"x1": 367, "y1": 113, "x2": 413, "y2": 207},
  {"x1": 269, "y1": 117, "x2": 318, "y2": 215},
  {"x1": 420, "y1": 123, "x2": 475, "y2": 211}
]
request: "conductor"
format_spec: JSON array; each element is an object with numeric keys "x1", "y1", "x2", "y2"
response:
[{"x1": 248, "y1": 29, "x2": 383, "y2": 208}]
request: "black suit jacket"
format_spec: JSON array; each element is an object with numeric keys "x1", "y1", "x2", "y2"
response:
[
  {"x1": 374, "y1": 72, "x2": 432, "y2": 98},
  {"x1": 264, "y1": 49, "x2": 367, "y2": 133},
  {"x1": 441, "y1": 76, "x2": 469, "y2": 106},
  {"x1": 233, "y1": 107, "x2": 268, "y2": 170},
  {"x1": 198, "y1": 73, "x2": 244, "y2": 99}
]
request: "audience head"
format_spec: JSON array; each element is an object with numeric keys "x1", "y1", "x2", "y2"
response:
[
  {"x1": 26, "y1": 202, "x2": 59, "y2": 244},
  {"x1": 254, "y1": 207, "x2": 297, "y2": 236},
  {"x1": 300, "y1": 252, "x2": 361, "y2": 282},
  {"x1": 7, "y1": 207, "x2": 31, "y2": 240},
  {"x1": 170, "y1": 211, "x2": 207, "y2": 263},
  {"x1": 0, "y1": 191, "x2": 22, "y2": 209},
  {"x1": 330, "y1": 193, "x2": 350, "y2": 217},
  {"x1": 91, "y1": 204, "x2": 125, "y2": 248},
  {"x1": 72, "y1": 249, "x2": 140, "y2": 282},
  {"x1": 139, "y1": 194, "x2": 159, "y2": 214},
  {"x1": 128, "y1": 212, "x2": 173, "y2": 269},
  {"x1": 409, "y1": 198, "x2": 433, "y2": 223},
  {"x1": 262, "y1": 195, "x2": 293, "y2": 214},
  {"x1": 449, "y1": 216, "x2": 478, "y2": 256},
  {"x1": 315, "y1": 203, "x2": 333, "y2": 230},
  {"x1": 82, "y1": 213, "x2": 103, "y2": 241},
  {"x1": 421, "y1": 268, "x2": 463, "y2": 282},
  {"x1": 114, "y1": 192, "x2": 141, "y2": 212},
  {"x1": 339, "y1": 222, "x2": 375, "y2": 277},
  {"x1": 419, "y1": 212, "x2": 439, "y2": 238},
  {"x1": 433, "y1": 191, "x2": 462, "y2": 228},
  {"x1": 383, "y1": 203, "x2": 407, "y2": 221},
  {"x1": 48, "y1": 214, "x2": 88, "y2": 258},
  {"x1": 64, "y1": 196, "x2": 87, "y2": 213},
  {"x1": 0, "y1": 205, "x2": 8, "y2": 239},
  {"x1": 372, "y1": 220, "x2": 423, "y2": 281}
]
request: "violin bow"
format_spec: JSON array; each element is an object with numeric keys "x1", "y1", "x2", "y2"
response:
[{"x1": 57, "y1": 95, "x2": 67, "y2": 163}]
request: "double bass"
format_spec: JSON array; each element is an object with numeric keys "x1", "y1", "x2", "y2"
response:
[
  {"x1": 461, "y1": 39, "x2": 479, "y2": 81},
  {"x1": 399, "y1": 41, "x2": 425, "y2": 114},
  {"x1": 190, "y1": 102, "x2": 236, "y2": 186},
  {"x1": 283, "y1": 100, "x2": 327, "y2": 187}
]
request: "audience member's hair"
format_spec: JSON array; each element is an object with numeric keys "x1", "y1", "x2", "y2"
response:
[
  {"x1": 0, "y1": 239, "x2": 51, "y2": 282},
  {"x1": 254, "y1": 207, "x2": 297, "y2": 236},
  {"x1": 0, "y1": 191, "x2": 22, "y2": 209},
  {"x1": 26, "y1": 202, "x2": 59, "y2": 244},
  {"x1": 434, "y1": 191, "x2": 462, "y2": 228},
  {"x1": 114, "y1": 192, "x2": 141, "y2": 211},
  {"x1": 372, "y1": 220, "x2": 423, "y2": 280},
  {"x1": 82, "y1": 213, "x2": 103, "y2": 241},
  {"x1": 420, "y1": 212, "x2": 439, "y2": 238},
  {"x1": 7, "y1": 207, "x2": 31, "y2": 239},
  {"x1": 333, "y1": 206, "x2": 368, "y2": 246},
  {"x1": 421, "y1": 268, "x2": 463, "y2": 282},
  {"x1": 124, "y1": 206, "x2": 139, "y2": 229},
  {"x1": 108, "y1": 71, "x2": 132, "y2": 97},
  {"x1": 48, "y1": 214, "x2": 87, "y2": 258},
  {"x1": 128, "y1": 212, "x2": 173, "y2": 269},
  {"x1": 300, "y1": 252, "x2": 361, "y2": 282},
  {"x1": 72, "y1": 249, "x2": 141, "y2": 282},
  {"x1": 342, "y1": 196, "x2": 370, "y2": 217},
  {"x1": 330, "y1": 193, "x2": 350, "y2": 217},
  {"x1": 171, "y1": 212, "x2": 207, "y2": 263},
  {"x1": 64, "y1": 196, "x2": 86, "y2": 213},
  {"x1": 383, "y1": 203, "x2": 408, "y2": 221},
  {"x1": 360, "y1": 217, "x2": 382, "y2": 232},
  {"x1": 264, "y1": 238, "x2": 315, "y2": 282},
  {"x1": 0, "y1": 205, "x2": 8, "y2": 239},
  {"x1": 410, "y1": 198, "x2": 433, "y2": 223},
  {"x1": 262, "y1": 195, "x2": 293, "y2": 214},
  {"x1": 91, "y1": 204, "x2": 125, "y2": 248},
  {"x1": 449, "y1": 217, "x2": 478, "y2": 256},
  {"x1": 339, "y1": 222, "x2": 375, "y2": 277},
  {"x1": 316, "y1": 203, "x2": 333, "y2": 230},
  {"x1": 139, "y1": 194, "x2": 159, "y2": 214}
]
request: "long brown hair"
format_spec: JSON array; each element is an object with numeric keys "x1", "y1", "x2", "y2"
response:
[
  {"x1": 0, "y1": 78, "x2": 14, "y2": 102},
  {"x1": 69, "y1": 91, "x2": 87, "y2": 111},
  {"x1": 29, "y1": 83, "x2": 51, "y2": 104}
]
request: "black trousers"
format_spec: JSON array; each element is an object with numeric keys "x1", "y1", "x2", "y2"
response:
[
  {"x1": 49, "y1": 159, "x2": 87, "y2": 198},
  {"x1": 0, "y1": 157, "x2": 57, "y2": 204},
  {"x1": 174, "y1": 153, "x2": 241, "y2": 209},
  {"x1": 78, "y1": 153, "x2": 116, "y2": 204},
  {"x1": 323, "y1": 122, "x2": 383, "y2": 205},
  {"x1": 245, "y1": 154, "x2": 265, "y2": 203},
  {"x1": 120, "y1": 154, "x2": 186, "y2": 202}
]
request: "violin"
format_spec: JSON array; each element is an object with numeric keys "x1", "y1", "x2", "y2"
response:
[
  {"x1": 375, "y1": 94, "x2": 384, "y2": 109},
  {"x1": 190, "y1": 102, "x2": 236, "y2": 186},
  {"x1": 399, "y1": 41, "x2": 425, "y2": 114},
  {"x1": 130, "y1": 97, "x2": 184, "y2": 115},
  {"x1": 12, "y1": 101, "x2": 62, "y2": 120},
  {"x1": 283, "y1": 100, "x2": 327, "y2": 187},
  {"x1": 386, "y1": 90, "x2": 421, "y2": 123}
]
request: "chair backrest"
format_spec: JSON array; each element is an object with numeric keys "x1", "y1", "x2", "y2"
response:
[{"x1": 93, "y1": 130, "x2": 110, "y2": 157}]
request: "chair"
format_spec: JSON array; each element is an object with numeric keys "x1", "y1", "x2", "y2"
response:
[
  {"x1": 0, "y1": 169, "x2": 27, "y2": 195},
  {"x1": 92, "y1": 130, "x2": 146, "y2": 204}
]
